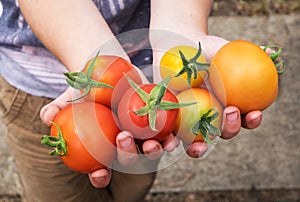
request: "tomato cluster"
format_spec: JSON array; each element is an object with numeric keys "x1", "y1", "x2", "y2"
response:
[
  {"x1": 42, "y1": 39, "x2": 282, "y2": 172},
  {"x1": 160, "y1": 42, "x2": 222, "y2": 144},
  {"x1": 160, "y1": 40, "x2": 282, "y2": 144},
  {"x1": 42, "y1": 52, "x2": 142, "y2": 173},
  {"x1": 43, "y1": 51, "x2": 192, "y2": 173}
]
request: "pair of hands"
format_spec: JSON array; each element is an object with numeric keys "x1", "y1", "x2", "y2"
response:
[{"x1": 40, "y1": 35, "x2": 263, "y2": 188}]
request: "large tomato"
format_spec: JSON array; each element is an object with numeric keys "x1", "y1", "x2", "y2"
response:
[
  {"x1": 160, "y1": 43, "x2": 209, "y2": 92},
  {"x1": 208, "y1": 40, "x2": 279, "y2": 114},
  {"x1": 174, "y1": 88, "x2": 223, "y2": 145},
  {"x1": 41, "y1": 102, "x2": 120, "y2": 173},
  {"x1": 65, "y1": 52, "x2": 142, "y2": 111},
  {"x1": 117, "y1": 77, "x2": 188, "y2": 142}
]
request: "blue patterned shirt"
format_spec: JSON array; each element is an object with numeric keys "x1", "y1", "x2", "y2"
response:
[{"x1": 0, "y1": 0, "x2": 152, "y2": 98}]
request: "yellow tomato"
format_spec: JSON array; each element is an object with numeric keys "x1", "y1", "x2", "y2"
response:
[{"x1": 160, "y1": 44, "x2": 208, "y2": 92}]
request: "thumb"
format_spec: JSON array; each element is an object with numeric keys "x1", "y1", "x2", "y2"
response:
[
  {"x1": 88, "y1": 168, "x2": 111, "y2": 188},
  {"x1": 40, "y1": 87, "x2": 75, "y2": 124},
  {"x1": 200, "y1": 36, "x2": 229, "y2": 62},
  {"x1": 116, "y1": 131, "x2": 139, "y2": 166}
]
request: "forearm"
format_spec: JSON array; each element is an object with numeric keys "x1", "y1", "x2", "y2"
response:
[
  {"x1": 150, "y1": 0, "x2": 213, "y2": 83},
  {"x1": 19, "y1": 0, "x2": 127, "y2": 72},
  {"x1": 150, "y1": 0, "x2": 213, "y2": 35}
]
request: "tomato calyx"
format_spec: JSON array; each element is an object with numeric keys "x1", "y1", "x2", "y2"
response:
[
  {"x1": 64, "y1": 51, "x2": 113, "y2": 101},
  {"x1": 263, "y1": 45, "x2": 285, "y2": 74},
  {"x1": 126, "y1": 75, "x2": 196, "y2": 131},
  {"x1": 190, "y1": 107, "x2": 221, "y2": 145},
  {"x1": 176, "y1": 42, "x2": 209, "y2": 87},
  {"x1": 41, "y1": 122, "x2": 67, "y2": 156}
]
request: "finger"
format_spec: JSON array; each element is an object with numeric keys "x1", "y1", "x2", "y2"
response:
[
  {"x1": 142, "y1": 140, "x2": 164, "y2": 160},
  {"x1": 116, "y1": 131, "x2": 139, "y2": 166},
  {"x1": 260, "y1": 45, "x2": 273, "y2": 55},
  {"x1": 162, "y1": 134, "x2": 180, "y2": 152},
  {"x1": 40, "y1": 87, "x2": 75, "y2": 124},
  {"x1": 88, "y1": 168, "x2": 111, "y2": 188},
  {"x1": 242, "y1": 110, "x2": 263, "y2": 129},
  {"x1": 221, "y1": 106, "x2": 241, "y2": 139},
  {"x1": 201, "y1": 36, "x2": 229, "y2": 62},
  {"x1": 184, "y1": 142, "x2": 208, "y2": 158},
  {"x1": 40, "y1": 103, "x2": 64, "y2": 125}
]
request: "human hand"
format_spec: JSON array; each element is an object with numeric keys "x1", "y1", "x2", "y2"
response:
[{"x1": 151, "y1": 34, "x2": 263, "y2": 158}]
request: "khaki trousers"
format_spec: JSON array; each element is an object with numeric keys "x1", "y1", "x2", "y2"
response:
[{"x1": 0, "y1": 75, "x2": 156, "y2": 202}]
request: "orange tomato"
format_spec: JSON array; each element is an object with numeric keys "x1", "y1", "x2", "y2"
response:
[
  {"x1": 174, "y1": 88, "x2": 223, "y2": 144},
  {"x1": 209, "y1": 40, "x2": 278, "y2": 114}
]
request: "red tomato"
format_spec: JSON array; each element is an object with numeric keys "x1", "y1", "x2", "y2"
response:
[
  {"x1": 65, "y1": 53, "x2": 142, "y2": 111},
  {"x1": 117, "y1": 78, "x2": 181, "y2": 142},
  {"x1": 41, "y1": 102, "x2": 120, "y2": 173},
  {"x1": 174, "y1": 88, "x2": 223, "y2": 145},
  {"x1": 209, "y1": 40, "x2": 279, "y2": 114}
]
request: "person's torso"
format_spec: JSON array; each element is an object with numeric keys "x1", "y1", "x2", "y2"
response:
[{"x1": 0, "y1": 0, "x2": 151, "y2": 98}]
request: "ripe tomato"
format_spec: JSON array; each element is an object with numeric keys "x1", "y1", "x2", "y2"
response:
[
  {"x1": 118, "y1": 77, "x2": 188, "y2": 142},
  {"x1": 208, "y1": 40, "x2": 279, "y2": 114},
  {"x1": 65, "y1": 52, "x2": 142, "y2": 110},
  {"x1": 41, "y1": 102, "x2": 120, "y2": 173},
  {"x1": 160, "y1": 43, "x2": 209, "y2": 92},
  {"x1": 174, "y1": 88, "x2": 223, "y2": 145}
]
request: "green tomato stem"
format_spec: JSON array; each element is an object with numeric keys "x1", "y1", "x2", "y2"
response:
[
  {"x1": 41, "y1": 122, "x2": 67, "y2": 156},
  {"x1": 175, "y1": 42, "x2": 210, "y2": 87},
  {"x1": 263, "y1": 45, "x2": 285, "y2": 74},
  {"x1": 190, "y1": 107, "x2": 221, "y2": 145},
  {"x1": 64, "y1": 51, "x2": 113, "y2": 102},
  {"x1": 125, "y1": 75, "x2": 195, "y2": 131}
]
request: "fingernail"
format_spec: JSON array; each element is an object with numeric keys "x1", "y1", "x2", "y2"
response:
[
  {"x1": 118, "y1": 132, "x2": 133, "y2": 148},
  {"x1": 193, "y1": 145, "x2": 207, "y2": 158},
  {"x1": 251, "y1": 114, "x2": 262, "y2": 124},
  {"x1": 91, "y1": 172, "x2": 108, "y2": 182},
  {"x1": 226, "y1": 110, "x2": 238, "y2": 121},
  {"x1": 144, "y1": 144, "x2": 160, "y2": 154},
  {"x1": 151, "y1": 145, "x2": 160, "y2": 152},
  {"x1": 193, "y1": 150, "x2": 202, "y2": 158},
  {"x1": 95, "y1": 176, "x2": 107, "y2": 183}
]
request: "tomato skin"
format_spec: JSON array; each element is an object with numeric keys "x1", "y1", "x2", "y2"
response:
[
  {"x1": 82, "y1": 55, "x2": 142, "y2": 110},
  {"x1": 174, "y1": 88, "x2": 223, "y2": 144},
  {"x1": 118, "y1": 84, "x2": 179, "y2": 142},
  {"x1": 209, "y1": 40, "x2": 278, "y2": 114},
  {"x1": 160, "y1": 45, "x2": 207, "y2": 91},
  {"x1": 50, "y1": 102, "x2": 120, "y2": 173}
]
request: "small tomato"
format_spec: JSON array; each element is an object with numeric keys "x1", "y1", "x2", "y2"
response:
[
  {"x1": 174, "y1": 88, "x2": 223, "y2": 145},
  {"x1": 160, "y1": 43, "x2": 209, "y2": 92},
  {"x1": 118, "y1": 76, "x2": 193, "y2": 142},
  {"x1": 65, "y1": 52, "x2": 142, "y2": 111},
  {"x1": 41, "y1": 102, "x2": 120, "y2": 173}
]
